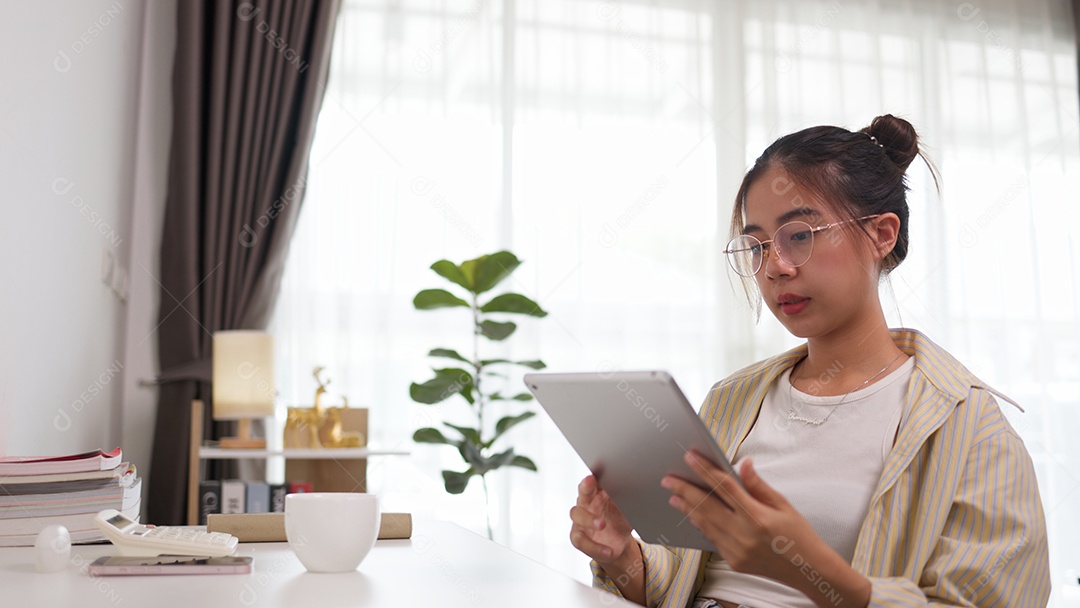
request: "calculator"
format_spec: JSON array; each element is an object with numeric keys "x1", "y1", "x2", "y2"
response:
[{"x1": 93, "y1": 509, "x2": 239, "y2": 557}]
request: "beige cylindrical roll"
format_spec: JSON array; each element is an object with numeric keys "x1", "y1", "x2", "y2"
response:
[
  {"x1": 207, "y1": 512, "x2": 412, "y2": 542},
  {"x1": 376, "y1": 512, "x2": 412, "y2": 539}
]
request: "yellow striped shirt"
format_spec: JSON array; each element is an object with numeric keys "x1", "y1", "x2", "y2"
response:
[{"x1": 592, "y1": 328, "x2": 1050, "y2": 607}]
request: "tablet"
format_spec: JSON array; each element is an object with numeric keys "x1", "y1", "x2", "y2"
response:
[{"x1": 524, "y1": 370, "x2": 738, "y2": 551}]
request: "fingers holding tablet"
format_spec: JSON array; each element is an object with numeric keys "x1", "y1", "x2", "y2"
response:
[
  {"x1": 570, "y1": 475, "x2": 634, "y2": 564},
  {"x1": 663, "y1": 451, "x2": 750, "y2": 519},
  {"x1": 576, "y1": 474, "x2": 597, "y2": 506}
]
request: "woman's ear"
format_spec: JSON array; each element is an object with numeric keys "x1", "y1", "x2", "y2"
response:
[{"x1": 871, "y1": 213, "x2": 901, "y2": 261}]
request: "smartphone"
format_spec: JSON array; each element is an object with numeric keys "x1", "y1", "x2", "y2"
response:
[{"x1": 87, "y1": 555, "x2": 253, "y2": 576}]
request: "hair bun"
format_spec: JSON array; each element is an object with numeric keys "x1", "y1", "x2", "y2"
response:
[{"x1": 862, "y1": 114, "x2": 919, "y2": 172}]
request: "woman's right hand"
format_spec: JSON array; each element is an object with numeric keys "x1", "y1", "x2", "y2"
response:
[
  {"x1": 571, "y1": 475, "x2": 648, "y2": 605},
  {"x1": 569, "y1": 474, "x2": 635, "y2": 566}
]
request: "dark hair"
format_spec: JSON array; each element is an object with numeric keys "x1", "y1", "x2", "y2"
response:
[{"x1": 731, "y1": 114, "x2": 937, "y2": 276}]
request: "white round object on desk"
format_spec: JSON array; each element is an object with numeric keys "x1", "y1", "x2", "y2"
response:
[
  {"x1": 285, "y1": 493, "x2": 380, "y2": 573},
  {"x1": 34, "y1": 525, "x2": 71, "y2": 573}
]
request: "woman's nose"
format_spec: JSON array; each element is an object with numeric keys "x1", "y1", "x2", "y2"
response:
[{"x1": 762, "y1": 246, "x2": 796, "y2": 279}]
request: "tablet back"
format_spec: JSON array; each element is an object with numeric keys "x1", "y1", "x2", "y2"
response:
[{"x1": 524, "y1": 371, "x2": 735, "y2": 551}]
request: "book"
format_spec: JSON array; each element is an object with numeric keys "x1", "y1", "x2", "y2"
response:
[
  {"x1": 0, "y1": 502, "x2": 141, "y2": 547},
  {"x1": 0, "y1": 466, "x2": 136, "y2": 505},
  {"x1": 221, "y1": 480, "x2": 246, "y2": 514},
  {"x1": 0, "y1": 494, "x2": 141, "y2": 537},
  {"x1": 288, "y1": 481, "x2": 312, "y2": 494},
  {"x1": 0, "y1": 483, "x2": 140, "y2": 519},
  {"x1": 0, "y1": 527, "x2": 108, "y2": 548},
  {"x1": 269, "y1": 483, "x2": 288, "y2": 512},
  {"x1": 0, "y1": 463, "x2": 137, "y2": 497},
  {"x1": 0, "y1": 447, "x2": 141, "y2": 547},
  {"x1": 0, "y1": 462, "x2": 132, "y2": 485},
  {"x1": 0, "y1": 447, "x2": 122, "y2": 477},
  {"x1": 245, "y1": 481, "x2": 270, "y2": 514},
  {"x1": 199, "y1": 480, "x2": 222, "y2": 526}
]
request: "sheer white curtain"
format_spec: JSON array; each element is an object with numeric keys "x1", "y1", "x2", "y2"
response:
[{"x1": 271, "y1": 0, "x2": 1080, "y2": 600}]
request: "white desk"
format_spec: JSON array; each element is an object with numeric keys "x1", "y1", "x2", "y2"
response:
[{"x1": 0, "y1": 519, "x2": 634, "y2": 607}]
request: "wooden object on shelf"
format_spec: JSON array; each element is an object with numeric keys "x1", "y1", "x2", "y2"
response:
[
  {"x1": 288, "y1": 407, "x2": 368, "y2": 492},
  {"x1": 187, "y1": 399, "x2": 204, "y2": 527},
  {"x1": 321, "y1": 406, "x2": 366, "y2": 447},
  {"x1": 219, "y1": 419, "x2": 266, "y2": 449},
  {"x1": 285, "y1": 456, "x2": 367, "y2": 493},
  {"x1": 189, "y1": 403, "x2": 398, "y2": 524}
]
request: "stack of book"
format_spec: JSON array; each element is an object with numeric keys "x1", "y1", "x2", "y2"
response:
[
  {"x1": 0, "y1": 447, "x2": 141, "y2": 546},
  {"x1": 197, "y1": 479, "x2": 311, "y2": 525}
]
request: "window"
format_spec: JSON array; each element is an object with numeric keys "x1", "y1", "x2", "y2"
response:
[{"x1": 272, "y1": 0, "x2": 1080, "y2": 598}]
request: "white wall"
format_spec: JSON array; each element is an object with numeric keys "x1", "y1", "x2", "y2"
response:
[
  {"x1": 117, "y1": 0, "x2": 175, "y2": 508},
  {"x1": 0, "y1": 0, "x2": 174, "y2": 496}
]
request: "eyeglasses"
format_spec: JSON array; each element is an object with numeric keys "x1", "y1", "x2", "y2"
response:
[{"x1": 723, "y1": 214, "x2": 879, "y2": 277}]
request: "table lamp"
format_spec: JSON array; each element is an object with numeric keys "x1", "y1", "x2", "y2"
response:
[{"x1": 212, "y1": 330, "x2": 275, "y2": 449}]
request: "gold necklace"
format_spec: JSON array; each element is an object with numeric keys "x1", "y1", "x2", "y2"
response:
[{"x1": 786, "y1": 351, "x2": 905, "y2": 426}]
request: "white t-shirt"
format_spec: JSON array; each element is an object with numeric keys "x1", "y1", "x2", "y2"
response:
[{"x1": 697, "y1": 357, "x2": 915, "y2": 608}]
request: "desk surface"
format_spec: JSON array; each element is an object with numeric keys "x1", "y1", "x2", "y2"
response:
[{"x1": 0, "y1": 519, "x2": 633, "y2": 607}]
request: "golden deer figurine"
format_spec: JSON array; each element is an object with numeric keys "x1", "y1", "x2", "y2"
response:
[
  {"x1": 284, "y1": 367, "x2": 366, "y2": 449},
  {"x1": 322, "y1": 396, "x2": 365, "y2": 448}
]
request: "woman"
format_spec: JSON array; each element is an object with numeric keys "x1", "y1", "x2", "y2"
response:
[{"x1": 569, "y1": 115, "x2": 1050, "y2": 607}]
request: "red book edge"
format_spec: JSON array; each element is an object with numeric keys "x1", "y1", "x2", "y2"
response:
[
  {"x1": 0, "y1": 447, "x2": 122, "y2": 464},
  {"x1": 0, "y1": 448, "x2": 123, "y2": 477}
]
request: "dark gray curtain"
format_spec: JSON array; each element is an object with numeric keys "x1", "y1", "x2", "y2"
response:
[
  {"x1": 1075, "y1": 1, "x2": 1080, "y2": 117},
  {"x1": 148, "y1": 0, "x2": 341, "y2": 525}
]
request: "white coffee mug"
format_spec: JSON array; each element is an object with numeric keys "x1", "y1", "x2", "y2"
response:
[{"x1": 285, "y1": 493, "x2": 381, "y2": 573}]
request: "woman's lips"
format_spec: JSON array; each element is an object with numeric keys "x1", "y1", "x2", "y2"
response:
[{"x1": 777, "y1": 295, "x2": 809, "y2": 315}]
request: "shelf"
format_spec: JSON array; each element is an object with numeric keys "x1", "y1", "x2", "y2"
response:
[
  {"x1": 199, "y1": 446, "x2": 410, "y2": 459},
  {"x1": 188, "y1": 401, "x2": 410, "y2": 525}
]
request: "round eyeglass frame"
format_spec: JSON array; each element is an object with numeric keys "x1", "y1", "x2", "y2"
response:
[{"x1": 723, "y1": 214, "x2": 880, "y2": 277}]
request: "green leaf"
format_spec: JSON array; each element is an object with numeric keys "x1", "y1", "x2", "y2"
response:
[
  {"x1": 413, "y1": 427, "x2": 454, "y2": 445},
  {"x1": 479, "y1": 448, "x2": 517, "y2": 474},
  {"x1": 428, "y1": 348, "x2": 472, "y2": 365},
  {"x1": 414, "y1": 288, "x2": 469, "y2": 310},
  {"x1": 516, "y1": 359, "x2": 547, "y2": 369},
  {"x1": 469, "y1": 251, "x2": 522, "y2": 295},
  {"x1": 509, "y1": 455, "x2": 538, "y2": 471},
  {"x1": 444, "y1": 423, "x2": 483, "y2": 448},
  {"x1": 478, "y1": 320, "x2": 516, "y2": 341},
  {"x1": 481, "y1": 252, "x2": 524, "y2": 293},
  {"x1": 479, "y1": 293, "x2": 548, "y2": 317},
  {"x1": 443, "y1": 469, "x2": 475, "y2": 494},
  {"x1": 459, "y1": 440, "x2": 487, "y2": 469},
  {"x1": 487, "y1": 411, "x2": 536, "y2": 447},
  {"x1": 456, "y1": 444, "x2": 517, "y2": 476},
  {"x1": 488, "y1": 392, "x2": 534, "y2": 402},
  {"x1": 480, "y1": 358, "x2": 513, "y2": 366},
  {"x1": 409, "y1": 368, "x2": 475, "y2": 405},
  {"x1": 430, "y1": 260, "x2": 472, "y2": 292},
  {"x1": 479, "y1": 358, "x2": 547, "y2": 370}
]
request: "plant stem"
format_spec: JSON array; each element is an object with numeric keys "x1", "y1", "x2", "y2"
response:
[
  {"x1": 482, "y1": 473, "x2": 493, "y2": 541},
  {"x1": 472, "y1": 294, "x2": 484, "y2": 425},
  {"x1": 473, "y1": 294, "x2": 493, "y2": 540}
]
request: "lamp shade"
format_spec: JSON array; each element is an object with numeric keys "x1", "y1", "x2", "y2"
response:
[{"x1": 212, "y1": 330, "x2": 275, "y2": 420}]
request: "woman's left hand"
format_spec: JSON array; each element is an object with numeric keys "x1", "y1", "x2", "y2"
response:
[{"x1": 662, "y1": 452, "x2": 830, "y2": 589}]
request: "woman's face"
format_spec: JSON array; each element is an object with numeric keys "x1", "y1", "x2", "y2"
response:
[{"x1": 742, "y1": 166, "x2": 884, "y2": 340}]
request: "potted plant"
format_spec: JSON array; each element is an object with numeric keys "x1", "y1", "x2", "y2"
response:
[{"x1": 409, "y1": 250, "x2": 547, "y2": 539}]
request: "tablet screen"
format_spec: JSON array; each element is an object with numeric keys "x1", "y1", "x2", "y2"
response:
[{"x1": 525, "y1": 370, "x2": 738, "y2": 551}]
